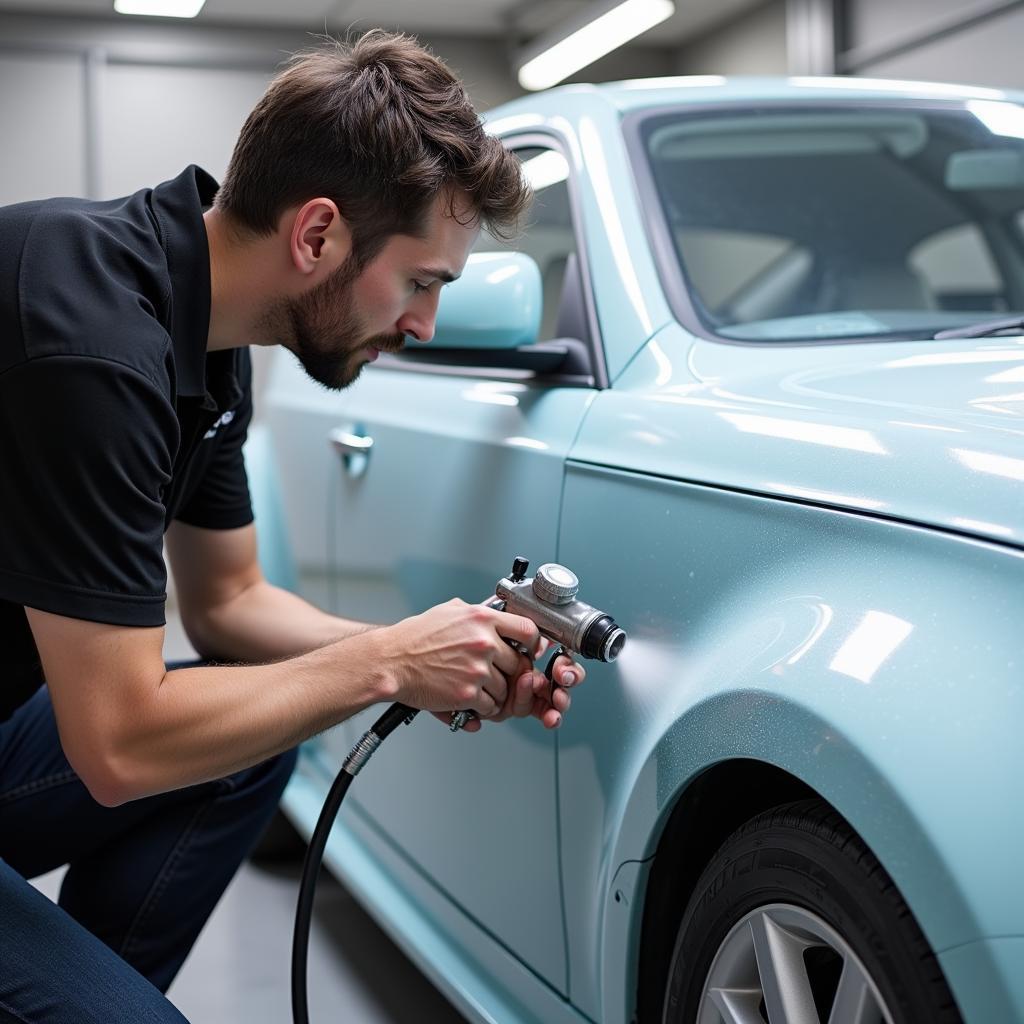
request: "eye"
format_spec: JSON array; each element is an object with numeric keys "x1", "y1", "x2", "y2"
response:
[{"x1": 411, "y1": 280, "x2": 430, "y2": 294}]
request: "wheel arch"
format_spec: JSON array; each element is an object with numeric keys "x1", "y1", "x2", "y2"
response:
[
  {"x1": 632, "y1": 757, "x2": 819, "y2": 1023},
  {"x1": 595, "y1": 687, "x2": 989, "y2": 1024}
]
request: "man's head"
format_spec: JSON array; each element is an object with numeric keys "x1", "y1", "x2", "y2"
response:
[{"x1": 213, "y1": 31, "x2": 531, "y2": 389}]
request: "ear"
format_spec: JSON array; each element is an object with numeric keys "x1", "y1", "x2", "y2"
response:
[{"x1": 287, "y1": 198, "x2": 353, "y2": 277}]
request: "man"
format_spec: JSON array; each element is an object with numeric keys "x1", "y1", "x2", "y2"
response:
[{"x1": 0, "y1": 30, "x2": 584, "y2": 1023}]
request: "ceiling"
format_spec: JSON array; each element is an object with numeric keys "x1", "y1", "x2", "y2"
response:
[{"x1": 0, "y1": 0, "x2": 767, "y2": 47}]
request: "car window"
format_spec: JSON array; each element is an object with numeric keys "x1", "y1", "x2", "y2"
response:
[
  {"x1": 639, "y1": 105, "x2": 1024, "y2": 341},
  {"x1": 676, "y1": 227, "x2": 813, "y2": 322},
  {"x1": 910, "y1": 223, "x2": 1006, "y2": 312},
  {"x1": 474, "y1": 145, "x2": 578, "y2": 343}
]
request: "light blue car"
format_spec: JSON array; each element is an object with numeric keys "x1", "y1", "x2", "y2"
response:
[{"x1": 247, "y1": 76, "x2": 1024, "y2": 1024}]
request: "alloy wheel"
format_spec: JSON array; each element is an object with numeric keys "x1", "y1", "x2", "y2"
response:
[{"x1": 698, "y1": 902, "x2": 896, "y2": 1024}]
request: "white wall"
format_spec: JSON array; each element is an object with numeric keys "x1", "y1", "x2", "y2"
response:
[
  {"x1": 0, "y1": 52, "x2": 87, "y2": 205},
  {"x1": 98, "y1": 64, "x2": 272, "y2": 198},
  {"x1": 0, "y1": 13, "x2": 527, "y2": 204},
  {"x1": 675, "y1": 0, "x2": 788, "y2": 76},
  {"x1": 846, "y1": 3, "x2": 1024, "y2": 91}
]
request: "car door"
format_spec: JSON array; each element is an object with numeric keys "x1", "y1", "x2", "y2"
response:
[{"x1": 269, "y1": 140, "x2": 598, "y2": 992}]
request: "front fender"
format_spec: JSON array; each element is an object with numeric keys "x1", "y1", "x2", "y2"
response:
[{"x1": 554, "y1": 464, "x2": 1024, "y2": 1023}]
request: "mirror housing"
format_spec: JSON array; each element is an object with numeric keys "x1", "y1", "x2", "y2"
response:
[{"x1": 413, "y1": 251, "x2": 541, "y2": 350}]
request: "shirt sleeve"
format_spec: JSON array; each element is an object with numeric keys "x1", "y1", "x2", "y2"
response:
[
  {"x1": 173, "y1": 350, "x2": 255, "y2": 531},
  {"x1": 0, "y1": 355, "x2": 176, "y2": 626}
]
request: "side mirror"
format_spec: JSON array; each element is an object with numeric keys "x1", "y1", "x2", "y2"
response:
[{"x1": 417, "y1": 251, "x2": 541, "y2": 350}]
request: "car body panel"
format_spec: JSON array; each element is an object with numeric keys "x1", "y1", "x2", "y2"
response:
[
  {"x1": 285, "y1": 753, "x2": 592, "y2": 1024},
  {"x1": 573, "y1": 321, "x2": 1024, "y2": 548},
  {"x1": 488, "y1": 91, "x2": 674, "y2": 383},
  {"x1": 939, "y1": 938, "x2": 1024, "y2": 1023},
  {"x1": 554, "y1": 462, "x2": 1024, "y2": 1021},
  {"x1": 263, "y1": 347, "x2": 597, "y2": 990}
]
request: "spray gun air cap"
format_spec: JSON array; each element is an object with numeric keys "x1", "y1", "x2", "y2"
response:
[{"x1": 582, "y1": 615, "x2": 626, "y2": 662}]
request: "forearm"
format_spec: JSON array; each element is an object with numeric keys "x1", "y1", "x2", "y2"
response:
[
  {"x1": 111, "y1": 628, "x2": 396, "y2": 802},
  {"x1": 183, "y1": 579, "x2": 375, "y2": 663}
]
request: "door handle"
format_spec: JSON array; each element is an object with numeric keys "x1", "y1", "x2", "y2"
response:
[
  {"x1": 328, "y1": 428, "x2": 374, "y2": 455},
  {"x1": 328, "y1": 427, "x2": 373, "y2": 477}
]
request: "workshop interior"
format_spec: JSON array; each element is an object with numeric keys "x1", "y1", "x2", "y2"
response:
[{"x1": 1, "y1": 1, "x2": 1023, "y2": 1022}]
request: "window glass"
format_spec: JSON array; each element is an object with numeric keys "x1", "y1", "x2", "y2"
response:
[
  {"x1": 474, "y1": 146, "x2": 578, "y2": 342},
  {"x1": 641, "y1": 106, "x2": 1024, "y2": 341},
  {"x1": 910, "y1": 223, "x2": 1005, "y2": 311}
]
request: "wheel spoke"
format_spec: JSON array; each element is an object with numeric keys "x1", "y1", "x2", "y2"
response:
[
  {"x1": 749, "y1": 912, "x2": 820, "y2": 1024},
  {"x1": 709, "y1": 986, "x2": 766, "y2": 1024},
  {"x1": 828, "y1": 958, "x2": 884, "y2": 1024}
]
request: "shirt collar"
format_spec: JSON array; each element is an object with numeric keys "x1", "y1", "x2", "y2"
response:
[{"x1": 150, "y1": 165, "x2": 219, "y2": 398}]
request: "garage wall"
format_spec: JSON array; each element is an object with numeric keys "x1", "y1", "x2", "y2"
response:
[
  {"x1": 843, "y1": 0, "x2": 1024, "y2": 91},
  {"x1": 0, "y1": 52, "x2": 87, "y2": 206},
  {"x1": 674, "y1": 0, "x2": 789, "y2": 76},
  {"x1": 0, "y1": 13, "x2": 528, "y2": 204}
]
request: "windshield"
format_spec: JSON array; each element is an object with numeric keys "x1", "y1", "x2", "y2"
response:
[{"x1": 639, "y1": 103, "x2": 1024, "y2": 341}]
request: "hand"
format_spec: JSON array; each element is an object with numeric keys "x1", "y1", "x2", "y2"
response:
[
  {"x1": 382, "y1": 598, "x2": 541, "y2": 719},
  {"x1": 433, "y1": 629, "x2": 587, "y2": 733}
]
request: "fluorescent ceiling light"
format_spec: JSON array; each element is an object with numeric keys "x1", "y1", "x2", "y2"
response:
[
  {"x1": 114, "y1": 0, "x2": 206, "y2": 17},
  {"x1": 518, "y1": 0, "x2": 675, "y2": 92}
]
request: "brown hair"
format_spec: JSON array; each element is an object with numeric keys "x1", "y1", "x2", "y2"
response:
[{"x1": 215, "y1": 30, "x2": 531, "y2": 266}]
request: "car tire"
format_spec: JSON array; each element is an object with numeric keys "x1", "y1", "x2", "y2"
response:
[{"x1": 661, "y1": 798, "x2": 963, "y2": 1024}]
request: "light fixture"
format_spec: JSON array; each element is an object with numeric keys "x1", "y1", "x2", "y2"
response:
[
  {"x1": 517, "y1": 0, "x2": 675, "y2": 92},
  {"x1": 114, "y1": 0, "x2": 206, "y2": 17}
]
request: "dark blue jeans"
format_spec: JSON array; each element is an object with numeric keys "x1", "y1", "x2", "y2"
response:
[{"x1": 0, "y1": 663, "x2": 297, "y2": 1023}]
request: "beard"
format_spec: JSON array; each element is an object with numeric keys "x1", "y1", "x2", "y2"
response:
[{"x1": 258, "y1": 256, "x2": 405, "y2": 391}]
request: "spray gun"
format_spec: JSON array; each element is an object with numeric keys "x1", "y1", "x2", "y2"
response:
[
  {"x1": 449, "y1": 556, "x2": 627, "y2": 730},
  {"x1": 291, "y1": 557, "x2": 626, "y2": 1024}
]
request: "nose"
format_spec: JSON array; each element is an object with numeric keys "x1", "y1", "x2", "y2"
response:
[{"x1": 398, "y1": 293, "x2": 439, "y2": 345}]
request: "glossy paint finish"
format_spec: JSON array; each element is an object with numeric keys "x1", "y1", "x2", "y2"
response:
[
  {"x1": 556, "y1": 465, "x2": 1023, "y2": 1022},
  {"x1": 264, "y1": 346, "x2": 597, "y2": 992},
  {"x1": 254, "y1": 78, "x2": 1024, "y2": 1024},
  {"x1": 430, "y1": 252, "x2": 542, "y2": 349},
  {"x1": 486, "y1": 90, "x2": 675, "y2": 382},
  {"x1": 574, "y1": 322, "x2": 1024, "y2": 548}
]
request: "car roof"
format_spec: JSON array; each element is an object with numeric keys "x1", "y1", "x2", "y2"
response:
[{"x1": 484, "y1": 75, "x2": 1024, "y2": 123}]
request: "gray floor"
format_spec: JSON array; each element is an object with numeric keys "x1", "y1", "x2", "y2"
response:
[
  {"x1": 34, "y1": 857, "x2": 469, "y2": 1023},
  {"x1": 29, "y1": 610, "x2": 469, "y2": 1024}
]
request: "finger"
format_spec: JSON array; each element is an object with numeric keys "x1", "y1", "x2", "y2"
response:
[
  {"x1": 536, "y1": 703, "x2": 562, "y2": 729},
  {"x1": 492, "y1": 610, "x2": 541, "y2": 658},
  {"x1": 535, "y1": 636, "x2": 552, "y2": 659},
  {"x1": 552, "y1": 686, "x2": 571, "y2": 714},
  {"x1": 554, "y1": 656, "x2": 585, "y2": 688},
  {"x1": 484, "y1": 665, "x2": 509, "y2": 710},
  {"x1": 490, "y1": 639, "x2": 526, "y2": 679},
  {"x1": 476, "y1": 677, "x2": 502, "y2": 718},
  {"x1": 512, "y1": 671, "x2": 535, "y2": 717}
]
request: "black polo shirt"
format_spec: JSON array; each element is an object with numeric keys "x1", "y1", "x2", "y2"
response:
[{"x1": 0, "y1": 166, "x2": 254, "y2": 721}]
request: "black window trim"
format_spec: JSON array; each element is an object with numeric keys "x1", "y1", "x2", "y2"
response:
[
  {"x1": 621, "y1": 95, "x2": 1006, "y2": 349},
  {"x1": 376, "y1": 129, "x2": 609, "y2": 389}
]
